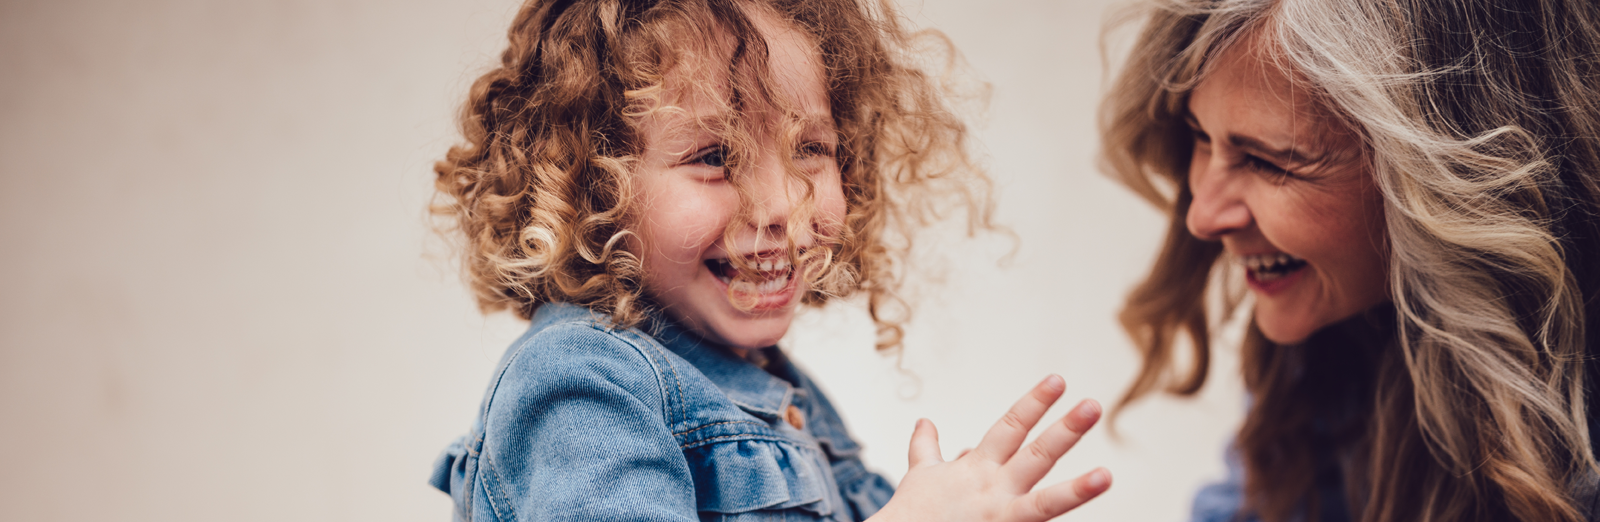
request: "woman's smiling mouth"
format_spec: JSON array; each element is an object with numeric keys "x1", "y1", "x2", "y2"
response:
[
  {"x1": 1240, "y1": 252, "x2": 1309, "y2": 296},
  {"x1": 1241, "y1": 252, "x2": 1307, "y2": 282}
]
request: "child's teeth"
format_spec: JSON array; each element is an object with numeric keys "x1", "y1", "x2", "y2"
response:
[
  {"x1": 728, "y1": 270, "x2": 791, "y2": 295},
  {"x1": 750, "y1": 258, "x2": 790, "y2": 272},
  {"x1": 717, "y1": 252, "x2": 802, "y2": 297}
]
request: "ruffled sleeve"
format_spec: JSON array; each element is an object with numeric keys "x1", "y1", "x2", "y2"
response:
[
  {"x1": 828, "y1": 457, "x2": 894, "y2": 520},
  {"x1": 684, "y1": 437, "x2": 837, "y2": 517},
  {"x1": 429, "y1": 434, "x2": 474, "y2": 522}
]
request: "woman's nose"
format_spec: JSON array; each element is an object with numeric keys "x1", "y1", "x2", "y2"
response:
[{"x1": 1185, "y1": 162, "x2": 1252, "y2": 241}]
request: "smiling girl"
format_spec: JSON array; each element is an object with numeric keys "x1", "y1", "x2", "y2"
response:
[{"x1": 427, "y1": 1, "x2": 1110, "y2": 520}]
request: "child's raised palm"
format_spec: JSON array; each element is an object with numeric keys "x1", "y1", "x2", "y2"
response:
[{"x1": 870, "y1": 375, "x2": 1110, "y2": 521}]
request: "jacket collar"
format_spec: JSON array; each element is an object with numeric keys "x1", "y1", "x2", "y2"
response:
[{"x1": 646, "y1": 313, "x2": 796, "y2": 421}]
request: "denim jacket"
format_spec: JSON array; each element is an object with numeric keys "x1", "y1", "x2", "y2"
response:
[
  {"x1": 1188, "y1": 436, "x2": 1600, "y2": 522},
  {"x1": 430, "y1": 303, "x2": 895, "y2": 521}
]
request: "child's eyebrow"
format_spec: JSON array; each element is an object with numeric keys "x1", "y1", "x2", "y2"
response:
[
  {"x1": 654, "y1": 109, "x2": 837, "y2": 155},
  {"x1": 656, "y1": 113, "x2": 732, "y2": 144},
  {"x1": 790, "y1": 113, "x2": 838, "y2": 136}
]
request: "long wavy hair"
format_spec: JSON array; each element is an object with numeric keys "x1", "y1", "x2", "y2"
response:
[
  {"x1": 1102, "y1": 0, "x2": 1600, "y2": 521},
  {"x1": 432, "y1": 0, "x2": 992, "y2": 349}
]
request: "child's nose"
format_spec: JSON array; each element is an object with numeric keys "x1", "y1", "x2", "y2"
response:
[{"x1": 745, "y1": 153, "x2": 804, "y2": 238}]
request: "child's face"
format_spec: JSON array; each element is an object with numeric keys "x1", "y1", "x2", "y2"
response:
[{"x1": 633, "y1": 10, "x2": 845, "y2": 352}]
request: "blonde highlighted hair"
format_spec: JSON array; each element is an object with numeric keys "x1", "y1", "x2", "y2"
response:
[
  {"x1": 1103, "y1": 0, "x2": 1600, "y2": 521},
  {"x1": 432, "y1": 0, "x2": 992, "y2": 350}
]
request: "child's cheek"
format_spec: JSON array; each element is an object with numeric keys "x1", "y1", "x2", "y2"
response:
[{"x1": 815, "y1": 178, "x2": 849, "y2": 239}]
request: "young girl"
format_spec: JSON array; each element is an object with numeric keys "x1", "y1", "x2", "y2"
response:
[{"x1": 428, "y1": 0, "x2": 1111, "y2": 520}]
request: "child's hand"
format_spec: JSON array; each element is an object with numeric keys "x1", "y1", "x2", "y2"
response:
[{"x1": 869, "y1": 375, "x2": 1110, "y2": 522}]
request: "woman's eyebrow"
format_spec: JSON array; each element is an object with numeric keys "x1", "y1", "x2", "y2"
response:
[
  {"x1": 1182, "y1": 112, "x2": 1317, "y2": 165},
  {"x1": 1227, "y1": 133, "x2": 1320, "y2": 166}
]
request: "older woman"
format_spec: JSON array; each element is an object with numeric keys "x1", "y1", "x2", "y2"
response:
[{"x1": 1100, "y1": 0, "x2": 1600, "y2": 521}]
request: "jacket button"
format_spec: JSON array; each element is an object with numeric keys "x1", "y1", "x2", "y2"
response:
[{"x1": 785, "y1": 404, "x2": 806, "y2": 431}]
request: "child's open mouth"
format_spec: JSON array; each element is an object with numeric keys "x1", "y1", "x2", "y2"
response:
[
  {"x1": 1242, "y1": 253, "x2": 1307, "y2": 282},
  {"x1": 704, "y1": 255, "x2": 795, "y2": 295}
]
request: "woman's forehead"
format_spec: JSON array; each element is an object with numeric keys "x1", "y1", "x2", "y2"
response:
[
  {"x1": 1192, "y1": 35, "x2": 1346, "y2": 126},
  {"x1": 1188, "y1": 35, "x2": 1363, "y2": 166}
]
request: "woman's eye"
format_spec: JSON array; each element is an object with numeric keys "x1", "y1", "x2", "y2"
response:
[
  {"x1": 1244, "y1": 155, "x2": 1291, "y2": 178},
  {"x1": 1190, "y1": 128, "x2": 1211, "y2": 144}
]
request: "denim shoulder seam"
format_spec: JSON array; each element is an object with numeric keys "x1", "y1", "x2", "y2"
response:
[
  {"x1": 476, "y1": 449, "x2": 517, "y2": 522},
  {"x1": 563, "y1": 318, "x2": 686, "y2": 431},
  {"x1": 672, "y1": 419, "x2": 767, "y2": 437},
  {"x1": 476, "y1": 318, "x2": 680, "y2": 522},
  {"x1": 476, "y1": 329, "x2": 541, "y2": 424},
  {"x1": 680, "y1": 433, "x2": 792, "y2": 450}
]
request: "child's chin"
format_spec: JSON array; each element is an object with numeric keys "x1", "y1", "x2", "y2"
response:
[{"x1": 707, "y1": 314, "x2": 795, "y2": 350}]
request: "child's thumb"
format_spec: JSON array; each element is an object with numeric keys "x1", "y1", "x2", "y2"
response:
[{"x1": 907, "y1": 418, "x2": 944, "y2": 468}]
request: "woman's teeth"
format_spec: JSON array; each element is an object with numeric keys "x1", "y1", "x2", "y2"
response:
[{"x1": 1241, "y1": 253, "x2": 1307, "y2": 281}]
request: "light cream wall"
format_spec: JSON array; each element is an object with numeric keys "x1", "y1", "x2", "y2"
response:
[{"x1": 0, "y1": 0, "x2": 1243, "y2": 520}]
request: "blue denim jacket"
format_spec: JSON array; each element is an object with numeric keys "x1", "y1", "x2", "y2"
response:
[
  {"x1": 430, "y1": 303, "x2": 895, "y2": 521},
  {"x1": 1189, "y1": 441, "x2": 1600, "y2": 522},
  {"x1": 1189, "y1": 444, "x2": 1355, "y2": 522}
]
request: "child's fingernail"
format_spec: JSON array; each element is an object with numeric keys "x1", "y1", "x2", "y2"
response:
[
  {"x1": 1042, "y1": 374, "x2": 1064, "y2": 390},
  {"x1": 1065, "y1": 399, "x2": 1102, "y2": 430},
  {"x1": 1086, "y1": 468, "x2": 1111, "y2": 491}
]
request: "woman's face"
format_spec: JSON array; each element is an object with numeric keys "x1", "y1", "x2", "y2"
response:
[{"x1": 1184, "y1": 37, "x2": 1389, "y2": 344}]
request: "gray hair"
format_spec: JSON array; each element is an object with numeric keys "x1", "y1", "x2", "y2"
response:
[{"x1": 1102, "y1": 0, "x2": 1600, "y2": 520}]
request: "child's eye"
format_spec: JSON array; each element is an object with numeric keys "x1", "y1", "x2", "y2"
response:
[
  {"x1": 692, "y1": 146, "x2": 729, "y2": 169},
  {"x1": 795, "y1": 141, "x2": 836, "y2": 159}
]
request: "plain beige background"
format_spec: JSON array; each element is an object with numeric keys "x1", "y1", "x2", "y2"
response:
[{"x1": 0, "y1": 0, "x2": 1245, "y2": 520}]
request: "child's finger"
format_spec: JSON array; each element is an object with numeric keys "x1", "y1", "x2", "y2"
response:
[
  {"x1": 1002, "y1": 399, "x2": 1101, "y2": 488},
  {"x1": 907, "y1": 418, "x2": 945, "y2": 468},
  {"x1": 1006, "y1": 467, "x2": 1112, "y2": 522},
  {"x1": 970, "y1": 374, "x2": 1066, "y2": 463}
]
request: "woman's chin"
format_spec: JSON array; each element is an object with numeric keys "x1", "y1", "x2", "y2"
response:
[{"x1": 1253, "y1": 310, "x2": 1318, "y2": 345}]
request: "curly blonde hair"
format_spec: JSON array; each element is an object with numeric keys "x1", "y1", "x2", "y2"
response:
[
  {"x1": 432, "y1": 0, "x2": 991, "y2": 350},
  {"x1": 1103, "y1": 0, "x2": 1600, "y2": 521}
]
